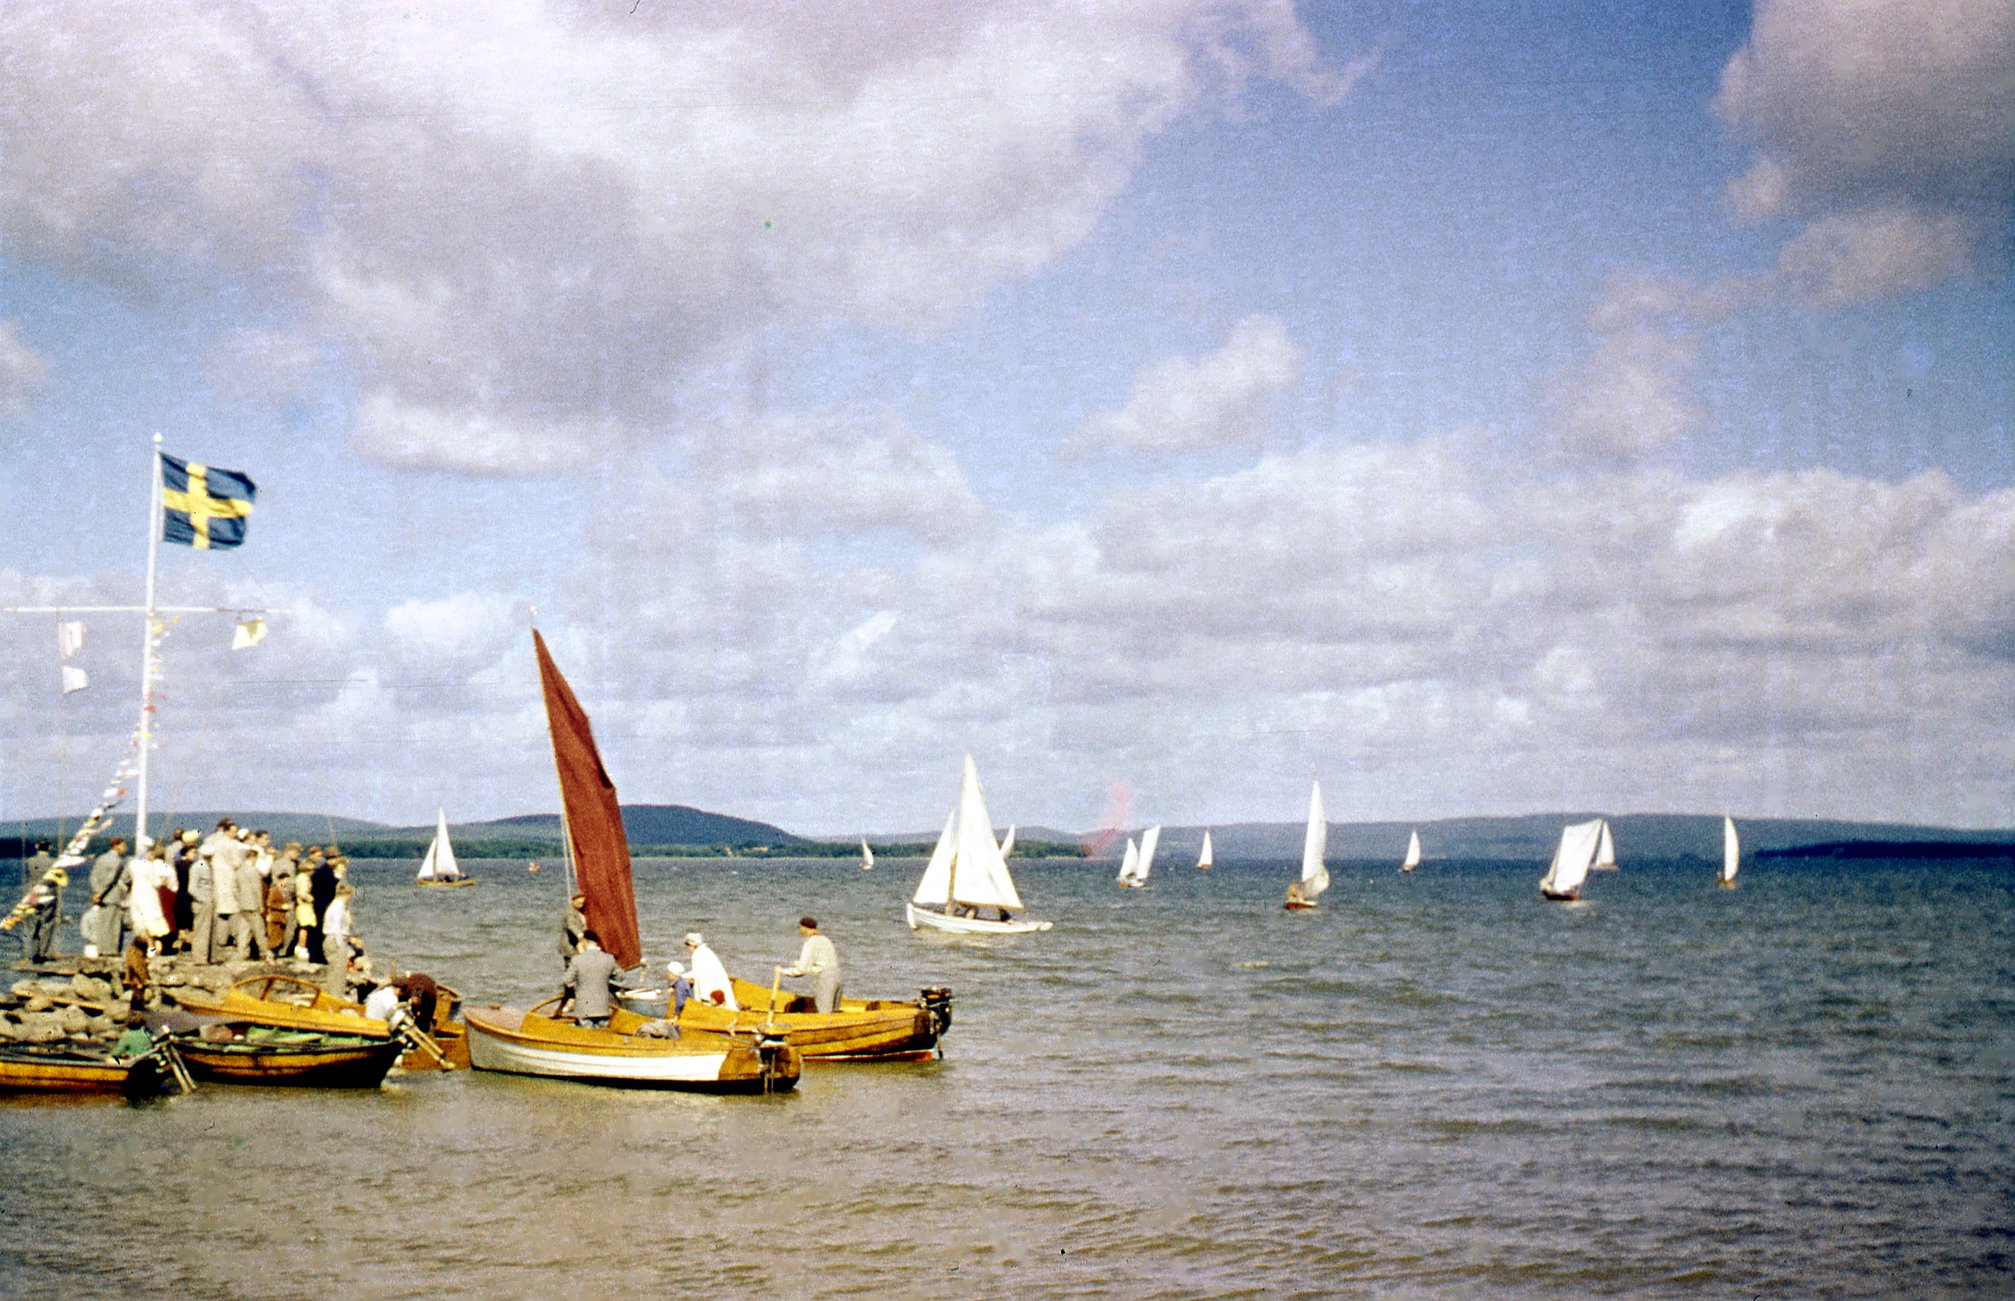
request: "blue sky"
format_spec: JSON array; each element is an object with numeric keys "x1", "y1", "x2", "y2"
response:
[{"x1": 3, "y1": 1, "x2": 2011, "y2": 837}]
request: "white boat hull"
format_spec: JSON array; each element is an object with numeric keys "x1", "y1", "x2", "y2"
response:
[
  {"x1": 463, "y1": 1008, "x2": 796, "y2": 1091},
  {"x1": 906, "y1": 902, "x2": 1051, "y2": 935}
]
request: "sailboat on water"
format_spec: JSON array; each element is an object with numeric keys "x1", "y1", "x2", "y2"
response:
[
  {"x1": 1592, "y1": 820, "x2": 1618, "y2": 871},
  {"x1": 906, "y1": 755, "x2": 1052, "y2": 935},
  {"x1": 462, "y1": 628, "x2": 800, "y2": 1093},
  {"x1": 999, "y1": 825, "x2": 1016, "y2": 859},
  {"x1": 416, "y1": 808, "x2": 474, "y2": 887},
  {"x1": 1197, "y1": 829, "x2": 1213, "y2": 871},
  {"x1": 1719, "y1": 816, "x2": 1740, "y2": 888},
  {"x1": 1540, "y1": 818, "x2": 1605, "y2": 901},
  {"x1": 1401, "y1": 829, "x2": 1421, "y2": 873},
  {"x1": 1283, "y1": 781, "x2": 1330, "y2": 910},
  {"x1": 860, "y1": 837, "x2": 874, "y2": 871},
  {"x1": 1116, "y1": 825, "x2": 1159, "y2": 889}
]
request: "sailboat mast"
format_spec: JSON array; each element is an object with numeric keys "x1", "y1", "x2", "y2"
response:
[{"x1": 134, "y1": 434, "x2": 164, "y2": 855}]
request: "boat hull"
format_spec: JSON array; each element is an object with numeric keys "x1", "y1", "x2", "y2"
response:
[
  {"x1": 684, "y1": 979, "x2": 951, "y2": 1061},
  {"x1": 416, "y1": 878, "x2": 477, "y2": 888},
  {"x1": 906, "y1": 902, "x2": 1051, "y2": 935},
  {"x1": 174, "y1": 974, "x2": 468, "y2": 1071},
  {"x1": 0, "y1": 1046, "x2": 171, "y2": 1097},
  {"x1": 1540, "y1": 887, "x2": 1580, "y2": 901},
  {"x1": 1283, "y1": 900, "x2": 1319, "y2": 911},
  {"x1": 174, "y1": 1033, "x2": 404, "y2": 1088},
  {"x1": 464, "y1": 1007, "x2": 799, "y2": 1092}
]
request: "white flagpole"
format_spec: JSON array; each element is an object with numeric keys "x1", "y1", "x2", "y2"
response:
[{"x1": 135, "y1": 433, "x2": 163, "y2": 854}]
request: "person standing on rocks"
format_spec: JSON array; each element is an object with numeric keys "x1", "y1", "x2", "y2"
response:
[{"x1": 84, "y1": 837, "x2": 129, "y2": 958}]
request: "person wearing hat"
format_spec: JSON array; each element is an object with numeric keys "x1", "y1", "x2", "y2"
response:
[
  {"x1": 665, "y1": 961, "x2": 694, "y2": 1017},
  {"x1": 558, "y1": 893, "x2": 587, "y2": 973},
  {"x1": 777, "y1": 916, "x2": 844, "y2": 1014},
  {"x1": 683, "y1": 932, "x2": 738, "y2": 1009}
]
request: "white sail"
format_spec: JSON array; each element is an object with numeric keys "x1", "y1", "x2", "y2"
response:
[
  {"x1": 1136, "y1": 824, "x2": 1160, "y2": 884},
  {"x1": 860, "y1": 836, "x2": 875, "y2": 870},
  {"x1": 1402, "y1": 829, "x2": 1421, "y2": 871},
  {"x1": 998, "y1": 825, "x2": 1015, "y2": 859},
  {"x1": 1722, "y1": 816, "x2": 1740, "y2": 883},
  {"x1": 910, "y1": 809, "x2": 957, "y2": 905},
  {"x1": 1593, "y1": 819, "x2": 1617, "y2": 870},
  {"x1": 1300, "y1": 781, "x2": 1330, "y2": 900},
  {"x1": 1197, "y1": 829, "x2": 1213, "y2": 869},
  {"x1": 418, "y1": 807, "x2": 460, "y2": 881},
  {"x1": 1116, "y1": 838, "x2": 1140, "y2": 884},
  {"x1": 1541, "y1": 818, "x2": 1604, "y2": 897},
  {"x1": 950, "y1": 754, "x2": 1024, "y2": 911}
]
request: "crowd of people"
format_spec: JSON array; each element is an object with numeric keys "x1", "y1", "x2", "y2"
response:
[{"x1": 62, "y1": 817, "x2": 373, "y2": 995}]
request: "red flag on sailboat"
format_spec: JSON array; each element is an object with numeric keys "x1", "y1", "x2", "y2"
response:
[{"x1": 532, "y1": 628, "x2": 642, "y2": 969}]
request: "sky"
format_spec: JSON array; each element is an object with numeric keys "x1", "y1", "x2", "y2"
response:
[{"x1": 2, "y1": 0, "x2": 2011, "y2": 837}]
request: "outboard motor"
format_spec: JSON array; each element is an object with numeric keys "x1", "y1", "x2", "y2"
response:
[
  {"x1": 919, "y1": 987, "x2": 954, "y2": 1041},
  {"x1": 755, "y1": 1028, "x2": 790, "y2": 1095}
]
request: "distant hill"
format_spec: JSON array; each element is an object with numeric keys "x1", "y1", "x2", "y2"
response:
[
  {"x1": 6, "y1": 807, "x2": 2008, "y2": 863},
  {"x1": 1061, "y1": 814, "x2": 2015, "y2": 864},
  {"x1": 1, "y1": 803, "x2": 803, "y2": 858}
]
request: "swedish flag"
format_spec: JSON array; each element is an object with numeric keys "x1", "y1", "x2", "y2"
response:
[{"x1": 161, "y1": 453, "x2": 256, "y2": 550}]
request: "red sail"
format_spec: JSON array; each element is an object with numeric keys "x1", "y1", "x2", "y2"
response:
[{"x1": 532, "y1": 629, "x2": 642, "y2": 969}]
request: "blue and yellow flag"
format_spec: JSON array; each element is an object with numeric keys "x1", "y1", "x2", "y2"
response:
[{"x1": 161, "y1": 453, "x2": 256, "y2": 550}]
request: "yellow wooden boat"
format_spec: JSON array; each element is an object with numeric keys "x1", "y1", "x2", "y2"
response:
[
  {"x1": 678, "y1": 977, "x2": 951, "y2": 1061},
  {"x1": 174, "y1": 973, "x2": 468, "y2": 1070},
  {"x1": 0, "y1": 1042, "x2": 182, "y2": 1097}
]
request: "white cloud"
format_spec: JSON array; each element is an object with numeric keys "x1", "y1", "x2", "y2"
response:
[
  {"x1": 1077, "y1": 314, "x2": 1302, "y2": 452},
  {"x1": 0, "y1": 2, "x2": 1358, "y2": 475},
  {"x1": 1713, "y1": 0, "x2": 2014, "y2": 305},
  {"x1": 0, "y1": 320, "x2": 51, "y2": 416},
  {"x1": 6, "y1": 443, "x2": 2013, "y2": 828},
  {"x1": 1553, "y1": 324, "x2": 1701, "y2": 460},
  {"x1": 1764, "y1": 201, "x2": 1987, "y2": 309},
  {"x1": 1714, "y1": 0, "x2": 2015, "y2": 220}
]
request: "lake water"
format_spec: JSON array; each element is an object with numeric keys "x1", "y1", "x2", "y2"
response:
[{"x1": 2, "y1": 854, "x2": 2011, "y2": 1298}]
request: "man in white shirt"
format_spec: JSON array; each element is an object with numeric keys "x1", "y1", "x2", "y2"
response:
[{"x1": 778, "y1": 916, "x2": 843, "y2": 1013}]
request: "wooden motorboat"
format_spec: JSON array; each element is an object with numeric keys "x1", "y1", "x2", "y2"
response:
[
  {"x1": 171, "y1": 1025, "x2": 405, "y2": 1088},
  {"x1": 464, "y1": 1004, "x2": 799, "y2": 1092},
  {"x1": 174, "y1": 973, "x2": 467, "y2": 1070},
  {"x1": 0, "y1": 1041, "x2": 183, "y2": 1098},
  {"x1": 678, "y1": 978, "x2": 951, "y2": 1061}
]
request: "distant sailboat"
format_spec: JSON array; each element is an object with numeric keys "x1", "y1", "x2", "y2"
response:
[
  {"x1": 1197, "y1": 829, "x2": 1213, "y2": 871},
  {"x1": 1284, "y1": 782, "x2": 1329, "y2": 910},
  {"x1": 1401, "y1": 829, "x2": 1421, "y2": 873},
  {"x1": 860, "y1": 837, "x2": 874, "y2": 871},
  {"x1": 416, "y1": 808, "x2": 474, "y2": 887},
  {"x1": 1117, "y1": 825, "x2": 1159, "y2": 889},
  {"x1": 1540, "y1": 818, "x2": 1604, "y2": 901},
  {"x1": 906, "y1": 755, "x2": 1052, "y2": 935},
  {"x1": 998, "y1": 825, "x2": 1015, "y2": 859},
  {"x1": 1719, "y1": 816, "x2": 1740, "y2": 888},
  {"x1": 1592, "y1": 819, "x2": 1618, "y2": 871}
]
